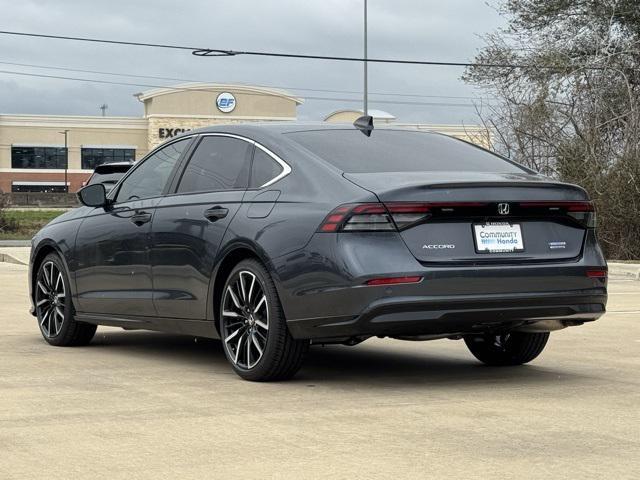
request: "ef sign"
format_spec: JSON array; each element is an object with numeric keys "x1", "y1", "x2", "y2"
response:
[{"x1": 216, "y1": 92, "x2": 236, "y2": 113}]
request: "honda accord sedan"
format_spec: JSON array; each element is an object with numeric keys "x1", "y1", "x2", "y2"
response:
[{"x1": 29, "y1": 123, "x2": 608, "y2": 381}]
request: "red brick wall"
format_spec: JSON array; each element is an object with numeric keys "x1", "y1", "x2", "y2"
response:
[{"x1": 0, "y1": 172, "x2": 92, "y2": 193}]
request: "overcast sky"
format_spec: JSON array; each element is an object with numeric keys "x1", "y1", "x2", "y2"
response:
[{"x1": 0, "y1": 0, "x2": 505, "y2": 124}]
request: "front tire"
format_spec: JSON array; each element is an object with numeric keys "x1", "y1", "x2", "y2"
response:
[
  {"x1": 219, "y1": 259, "x2": 308, "y2": 381},
  {"x1": 464, "y1": 331, "x2": 549, "y2": 366},
  {"x1": 35, "y1": 253, "x2": 97, "y2": 346}
]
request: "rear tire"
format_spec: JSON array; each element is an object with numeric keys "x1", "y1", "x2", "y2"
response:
[
  {"x1": 35, "y1": 253, "x2": 97, "y2": 347},
  {"x1": 219, "y1": 259, "x2": 308, "y2": 381},
  {"x1": 464, "y1": 331, "x2": 549, "y2": 366}
]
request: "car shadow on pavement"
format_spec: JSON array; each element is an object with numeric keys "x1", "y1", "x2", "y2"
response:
[
  {"x1": 300, "y1": 343, "x2": 587, "y2": 387},
  {"x1": 89, "y1": 330, "x2": 227, "y2": 367},
  {"x1": 84, "y1": 329, "x2": 593, "y2": 387}
]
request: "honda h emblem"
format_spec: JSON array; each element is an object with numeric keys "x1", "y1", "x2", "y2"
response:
[{"x1": 497, "y1": 203, "x2": 510, "y2": 215}]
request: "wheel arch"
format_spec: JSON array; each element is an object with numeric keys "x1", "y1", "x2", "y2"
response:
[
  {"x1": 31, "y1": 241, "x2": 73, "y2": 311},
  {"x1": 207, "y1": 241, "x2": 277, "y2": 332}
]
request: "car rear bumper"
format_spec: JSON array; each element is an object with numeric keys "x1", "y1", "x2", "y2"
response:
[
  {"x1": 275, "y1": 229, "x2": 608, "y2": 340},
  {"x1": 286, "y1": 289, "x2": 606, "y2": 340}
]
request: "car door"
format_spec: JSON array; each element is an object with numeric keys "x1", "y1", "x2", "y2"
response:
[
  {"x1": 74, "y1": 137, "x2": 192, "y2": 316},
  {"x1": 151, "y1": 134, "x2": 253, "y2": 319}
]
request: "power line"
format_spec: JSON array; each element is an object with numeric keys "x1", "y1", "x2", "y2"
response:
[
  {"x1": 305, "y1": 96, "x2": 483, "y2": 107},
  {"x1": 0, "y1": 69, "x2": 489, "y2": 108},
  {"x1": 0, "y1": 60, "x2": 194, "y2": 84},
  {"x1": 0, "y1": 60, "x2": 496, "y2": 101},
  {"x1": 0, "y1": 30, "x2": 199, "y2": 52},
  {"x1": 0, "y1": 30, "x2": 606, "y2": 70}
]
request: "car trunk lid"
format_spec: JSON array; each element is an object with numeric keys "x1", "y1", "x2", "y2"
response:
[{"x1": 344, "y1": 171, "x2": 591, "y2": 264}]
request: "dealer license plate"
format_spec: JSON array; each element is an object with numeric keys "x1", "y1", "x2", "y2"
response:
[{"x1": 473, "y1": 222, "x2": 524, "y2": 253}]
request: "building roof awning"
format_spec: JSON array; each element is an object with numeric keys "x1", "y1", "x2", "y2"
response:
[
  {"x1": 134, "y1": 82, "x2": 304, "y2": 105},
  {"x1": 324, "y1": 109, "x2": 396, "y2": 121},
  {"x1": 12, "y1": 181, "x2": 69, "y2": 186}
]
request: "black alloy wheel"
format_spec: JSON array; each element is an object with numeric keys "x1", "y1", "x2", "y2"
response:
[
  {"x1": 35, "y1": 260, "x2": 67, "y2": 338},
  {"x1": 35, "y1": 253, "x2": 96, "y2": 346},
  {"x1": 220, "y1": 259, "x2": 308, "y2": 381}
]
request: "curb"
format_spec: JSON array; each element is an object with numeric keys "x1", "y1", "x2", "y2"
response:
[
  {"x1": 0, "y1": 240, "x2": 31, "y2": 247},
  {"x1": 608, "y1": 262, "x2": 640, "y2": 280},
  {"x1": 0, "y1": 252, "x2": 27, "y2": 266}
]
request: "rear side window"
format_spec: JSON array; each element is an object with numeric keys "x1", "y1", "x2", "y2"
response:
[
  {"x1": 178, "y1": 136, "x2": 252, "y2": 193},
  {"x1": 250, "y1": 148, "x2": 283, "y2": 188},
  {"x1": 286, "y1": 129, "x2": 525, "y2": 173}
]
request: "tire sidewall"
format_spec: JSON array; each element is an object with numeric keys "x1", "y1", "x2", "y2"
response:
[
  {"x1": 219, "y1": 259, "x2": 285, "y2": 381},
  {"x1": 464, "y1": 332, "x2": 549, "y2": 366}
]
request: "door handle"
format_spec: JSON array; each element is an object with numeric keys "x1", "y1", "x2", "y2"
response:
[
  {"x1": 204, "y1": 206, "x2": 229, "y2": 222},
  {"x1": 131, "y1": 211, "x2": 152, "y2": 226}
]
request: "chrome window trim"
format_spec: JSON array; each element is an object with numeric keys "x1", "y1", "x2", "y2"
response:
[
  {"x1": 198, "y1": 133, "x2": 291, "y2": 189},
  {"x1": 253, "y1": 142, "x2": 291, "y2": 188}
]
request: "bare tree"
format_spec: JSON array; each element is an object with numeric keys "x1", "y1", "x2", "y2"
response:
[{"x1": 464, "y1": 0, "x2": 640, "y2": 259}]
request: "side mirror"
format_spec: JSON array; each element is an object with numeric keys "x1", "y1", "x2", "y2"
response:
[{"x1": 77, "y1": 183, "x2": 107, "y2": 207}]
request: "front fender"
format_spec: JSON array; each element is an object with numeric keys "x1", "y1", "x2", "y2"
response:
[
  {"x1": 30, "y1": 239, "x2": 73, "y2": 315},
  {"x1": 29, "y1": 217, "x2": 84, "y2": 315}
]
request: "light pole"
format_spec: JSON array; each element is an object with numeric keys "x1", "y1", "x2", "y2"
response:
[
  {"x1": 363, "y1": 0, "x2": 368, "y2": 116},
  {"x1": 59, "y1": 130, "x2": 69, "y2": 193}
]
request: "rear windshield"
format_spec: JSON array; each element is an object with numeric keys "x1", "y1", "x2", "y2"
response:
[
  {"x1": 286, "y1": 129, "x2": 525, "y2": 173},
  {"x1": 88, "y1": 171, "x2": 127, "y2": 186},
  {"x1": 94, "y1": 164, "x2": 132, "y2": 175}
]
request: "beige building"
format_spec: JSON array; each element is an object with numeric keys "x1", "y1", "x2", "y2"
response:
[
  {"x1": 325, "y1": 108, "x2": 491, "y2": 145},
  {"x1": 137, "y1": 83, "x2": 301, "y2": 150},
  {"x1": 325, "y1": 109, "x2": 397, "y2": 124},
  {"x1": 0, "y1": 83, "x2": 487, "y2": 193}
]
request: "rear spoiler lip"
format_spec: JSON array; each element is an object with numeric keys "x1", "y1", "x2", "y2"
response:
[
  {"x1": 413, "y1": 180, "x2": 587, "y2": 193},
  {"x1": 342, "y1": 172, "x2": 590, "y2": 201}
]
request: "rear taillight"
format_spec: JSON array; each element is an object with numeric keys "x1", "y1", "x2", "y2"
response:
[
  {"x1": 386, "y1": 203, "x2": 431, "y2": 230},
  {"x1": 318, "y1": 203, "x2": 431, "y2": 232},
  {"x1": 586, "y1": 269, "x2": 607, "y2": 278},
  {"x1": 519, "y1": 201, "x2": 596, "y2": 228}
]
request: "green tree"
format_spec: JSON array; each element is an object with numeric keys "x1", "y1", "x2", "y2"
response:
[{"x1": 464, "y1": 0, "x2": 640, "y2": 259}]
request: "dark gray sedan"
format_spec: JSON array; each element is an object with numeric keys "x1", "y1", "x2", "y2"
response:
[{"x1": 29, "y1": 123, "x2": 607, "y2": 381}]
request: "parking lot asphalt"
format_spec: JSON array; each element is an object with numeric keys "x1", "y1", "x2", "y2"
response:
[{"x1": 1, "y1": 261, "x2": 638, "y2": 479}]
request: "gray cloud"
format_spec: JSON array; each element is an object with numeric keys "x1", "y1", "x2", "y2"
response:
[{"x1": 0, "y1": 0, "x2": 505, "y2": 123}]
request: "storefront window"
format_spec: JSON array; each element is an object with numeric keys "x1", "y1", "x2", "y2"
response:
[
  {"x1": 11, "y1": 147, "x2": 67, "y2": 169},
  {"x1": 81, "y1": 148, "x2": 135, "y2": 170}
]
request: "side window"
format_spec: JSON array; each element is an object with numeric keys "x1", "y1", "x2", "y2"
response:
[
  {"x1": 115, "y1": 138, "x2": 189, "y2": 203},
  {"x1": 250, "y1": 148, "x2": 284, "y2": 188},
  {"x1": 177, "y1": 136, "x2": 252, "y2": 194}
]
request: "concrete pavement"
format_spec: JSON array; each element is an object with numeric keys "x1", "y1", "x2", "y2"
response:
[{"x1": 0, "y1": 262, "x2": 639, "y2": 479}]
